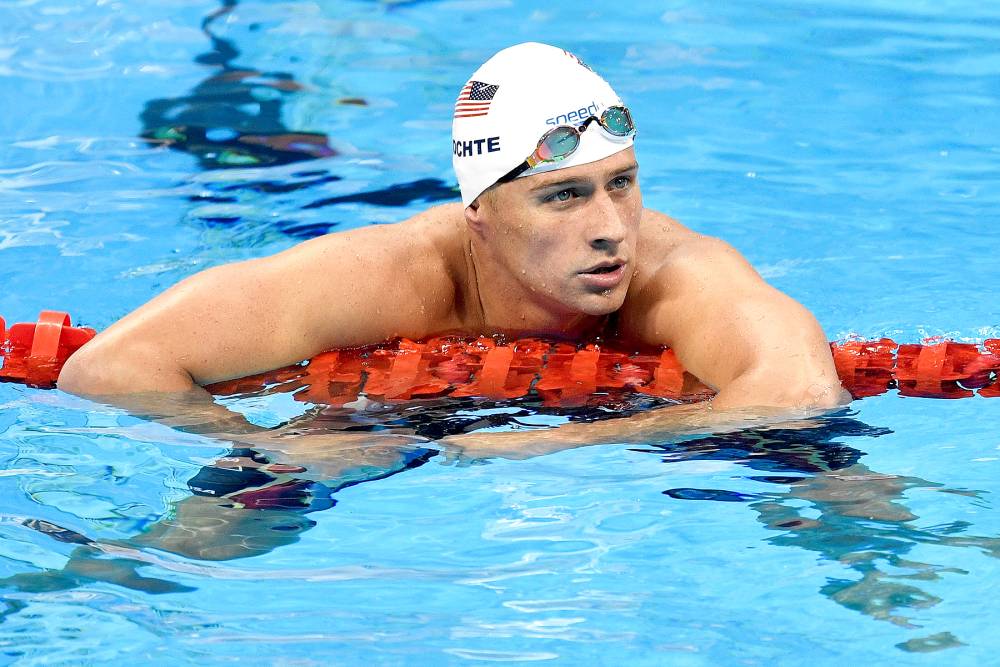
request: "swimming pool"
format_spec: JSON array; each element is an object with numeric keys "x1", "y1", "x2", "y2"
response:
[{"x1": 2, "y1": 0, "x2": 1000, "y2": 663}]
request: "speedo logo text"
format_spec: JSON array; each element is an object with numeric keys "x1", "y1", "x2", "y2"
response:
[{"x1": 546, "y1": 101, "x2": 601, "y2": 126}]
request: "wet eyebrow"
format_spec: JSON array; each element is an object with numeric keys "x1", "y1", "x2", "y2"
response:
[
  {"x1": 529, "y1": 163, "x2": 639, "y2": 193},
  {"x1": 530, "y1": 178, "x2": 590, "y2": 193},
  {"x1": 610, "y1": 163, "x2": 639, "y2": 177}
]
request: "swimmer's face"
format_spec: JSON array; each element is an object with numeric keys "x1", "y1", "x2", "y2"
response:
[{"x1": 471, "y1": 147, "x2": 642, "y2": 318}]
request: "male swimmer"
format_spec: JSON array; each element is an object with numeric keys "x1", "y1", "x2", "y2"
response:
[{"x1": 58, "y1": 42, "x2": 848, "y2": 448}]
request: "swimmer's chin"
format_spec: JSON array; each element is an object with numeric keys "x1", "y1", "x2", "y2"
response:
[{"x1": 571, "y1": 291, "x2": 629, "y2": 317}]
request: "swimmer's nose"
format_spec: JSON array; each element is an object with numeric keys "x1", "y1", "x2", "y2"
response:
[{"x1": 586, "y1": 191, "x2": 627, "y2": 249}]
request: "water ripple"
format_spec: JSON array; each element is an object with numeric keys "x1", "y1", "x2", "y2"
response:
[
  {"x1": 0, "y1": 160, "x2": 142, "y2": 190},
  {"x1": 442, "y1": 648, "x2": 560, "y2": 662}
]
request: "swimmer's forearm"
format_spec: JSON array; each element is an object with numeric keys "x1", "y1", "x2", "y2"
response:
[
  {"x1": 440, "y1": 397, "x2": 842, "y2": 461},
  {"x1": 57, "y1": 332, "x2": 268, "y2": 437},
  {"x1": 79, "y1": 385, "x2": 266, "y2": 440},
  {"x1": 98, "y1": 386, "x2": 267, "y2": 438},
  {"x1": 438, "y1": 402, "x2": 711, "y2": 460}
]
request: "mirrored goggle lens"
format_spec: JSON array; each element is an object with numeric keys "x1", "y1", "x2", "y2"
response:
[
  {"x1": 537, "y1": 126, "x2": 580, "y2": 161},
  {"x1": 601, "y1": 107, "x2": 634, "y2": 136}
]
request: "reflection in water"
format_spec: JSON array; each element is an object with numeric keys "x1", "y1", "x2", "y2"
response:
[
  {"x1": 140, "y1": 0, "x2": 336, "y2": 170},
  {"x1": 649, "y1": 414, "x2": 998, "y2": 648},
  {"x1": 4, "y1": 405, "x2": 996, "y2": 655},
  {"x1": 139, "y1": 0, "x2": 457, "y2": 239},
  {"x1": 0, "y1": 386, "x2": 670, "y2": 596},
  {"x1": 1, "y1": 440, "x2": 437, "y2": 595},
  {"x1": 294, "y1": 392, "x2": 678, "y2": 439}
]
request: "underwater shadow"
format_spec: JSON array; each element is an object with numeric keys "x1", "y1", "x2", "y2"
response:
[
  {"x1": 642, "y1": 412, "x2": 995, "y2": 650},
  {"x1": 0, "y1": 439, "x2": 438, "y2": 596}
]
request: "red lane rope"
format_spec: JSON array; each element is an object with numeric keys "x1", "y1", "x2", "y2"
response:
[
  {"x1": 4, "y1": 311, "x2": 1000, "y2": 405},
  {"x1": 207, "y1": 334, "x2": 1000, "y2": 406},
  {"x1": 0, "y1": 311, "x2": 96, "y2": 387}
]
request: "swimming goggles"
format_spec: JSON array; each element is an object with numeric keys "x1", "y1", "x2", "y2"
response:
[{"x1": 497, "y1": 105, "x2": 635, "y2": 183}]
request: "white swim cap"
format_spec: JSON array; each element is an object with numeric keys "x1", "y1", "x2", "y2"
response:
[{"x1": 452, "y1": 42, "x2": 634, "y2": 207}]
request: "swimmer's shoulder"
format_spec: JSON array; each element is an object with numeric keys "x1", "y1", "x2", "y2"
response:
[
  {"x1": 289, "y1": 202, "x2": 469, "y2": 318},
  {"x1": 380, "y1": 203, "x2": 473, "y2": 329},
  {"x1": 398, "y1": 202, "x2": 469, "y2": 262},
  {"x1": 634, "y1": 208, "x2": 713, "y2": 276},
  {"x1": 282, "y1": 202, "x2": 466, "y2": 275},
  {"x1": 622, "y1": 209, "x2": 749, "y2": 334},
  {"x1": 391, "y1": 202, "x2": 470, "y2": 283}
]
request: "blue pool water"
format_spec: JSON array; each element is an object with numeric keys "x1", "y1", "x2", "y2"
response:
[{"x1": 2, "y1": 0, "x2": 1000, "y2": 663}]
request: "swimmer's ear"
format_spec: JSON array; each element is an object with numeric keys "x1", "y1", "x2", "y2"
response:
[{"x1": 464, "y1": 199, "x2": 486, "y2": 235}]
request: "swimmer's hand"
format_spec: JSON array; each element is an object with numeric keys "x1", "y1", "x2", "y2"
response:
[{"x1": 233, "y1": 427, "x2": 431, "y2": 481}]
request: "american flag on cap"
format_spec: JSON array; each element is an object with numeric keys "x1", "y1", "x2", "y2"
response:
[{"x1": 454, "y1": 80, "x2": 499, "y2": 118}]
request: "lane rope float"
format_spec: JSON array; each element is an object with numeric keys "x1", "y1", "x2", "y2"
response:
[
  {"x1": 0, "y1": 311, "x2": 96, "y2": 388},
  {"x1": 3, "y1": 311, "x2": 1000, "y2": 405}
]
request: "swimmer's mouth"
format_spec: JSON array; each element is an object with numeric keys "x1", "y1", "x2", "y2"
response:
[
  {"x1": 578, "y1": 261, "x2": 628, "y2": 289},
  {"x1": 580, "y1": 261, "x2": 625, "y2": 275}
]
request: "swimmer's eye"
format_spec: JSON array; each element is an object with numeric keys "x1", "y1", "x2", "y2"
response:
[
  {"x1": 544, "y1": 188, "x2": 578, "y2": 203},
  {"x1": 610, "y1": 175, "x2": 632, "y2": 190}
]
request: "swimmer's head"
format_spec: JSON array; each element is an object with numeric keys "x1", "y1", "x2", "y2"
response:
[{"x1": 452, "y1": 42, "x2": 635, "y2": 207}]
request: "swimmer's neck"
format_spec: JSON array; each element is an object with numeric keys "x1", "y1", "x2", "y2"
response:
[{"x1": 464, "y1": 236, "x2": 613, "y2": 340}]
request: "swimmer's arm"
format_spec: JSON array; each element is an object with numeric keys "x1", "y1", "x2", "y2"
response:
[
  {"x1": 58, "y1": 223, "x2": 443, "y2": 401},
  {"x1": 438, "y1": 402, "x2": 831, "y2": 462},
  {"x1": 53, "y1": 245, "x2": 324, "y2": 434},
  {"x1": 633, "y1": 236, "x2": 850, "y2": 410}
]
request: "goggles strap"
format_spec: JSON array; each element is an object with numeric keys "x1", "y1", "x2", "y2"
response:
[{"x1": 497, "y1": 106, "x2": 635, "y2": 184}]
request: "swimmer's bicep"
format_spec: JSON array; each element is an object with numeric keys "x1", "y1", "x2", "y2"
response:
[
  {"x1": 82, "y1": 257, "x2": 319, "y2": 387},
  {"x1": 179, "y1": 238, "x2": 429, "y2": 383},
  {"x1": 59, "y1": 259, "x2": 291, "y2": 392},
  {"x1": 71, "y1": 227, "x2": 439, "y2": 389}
]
